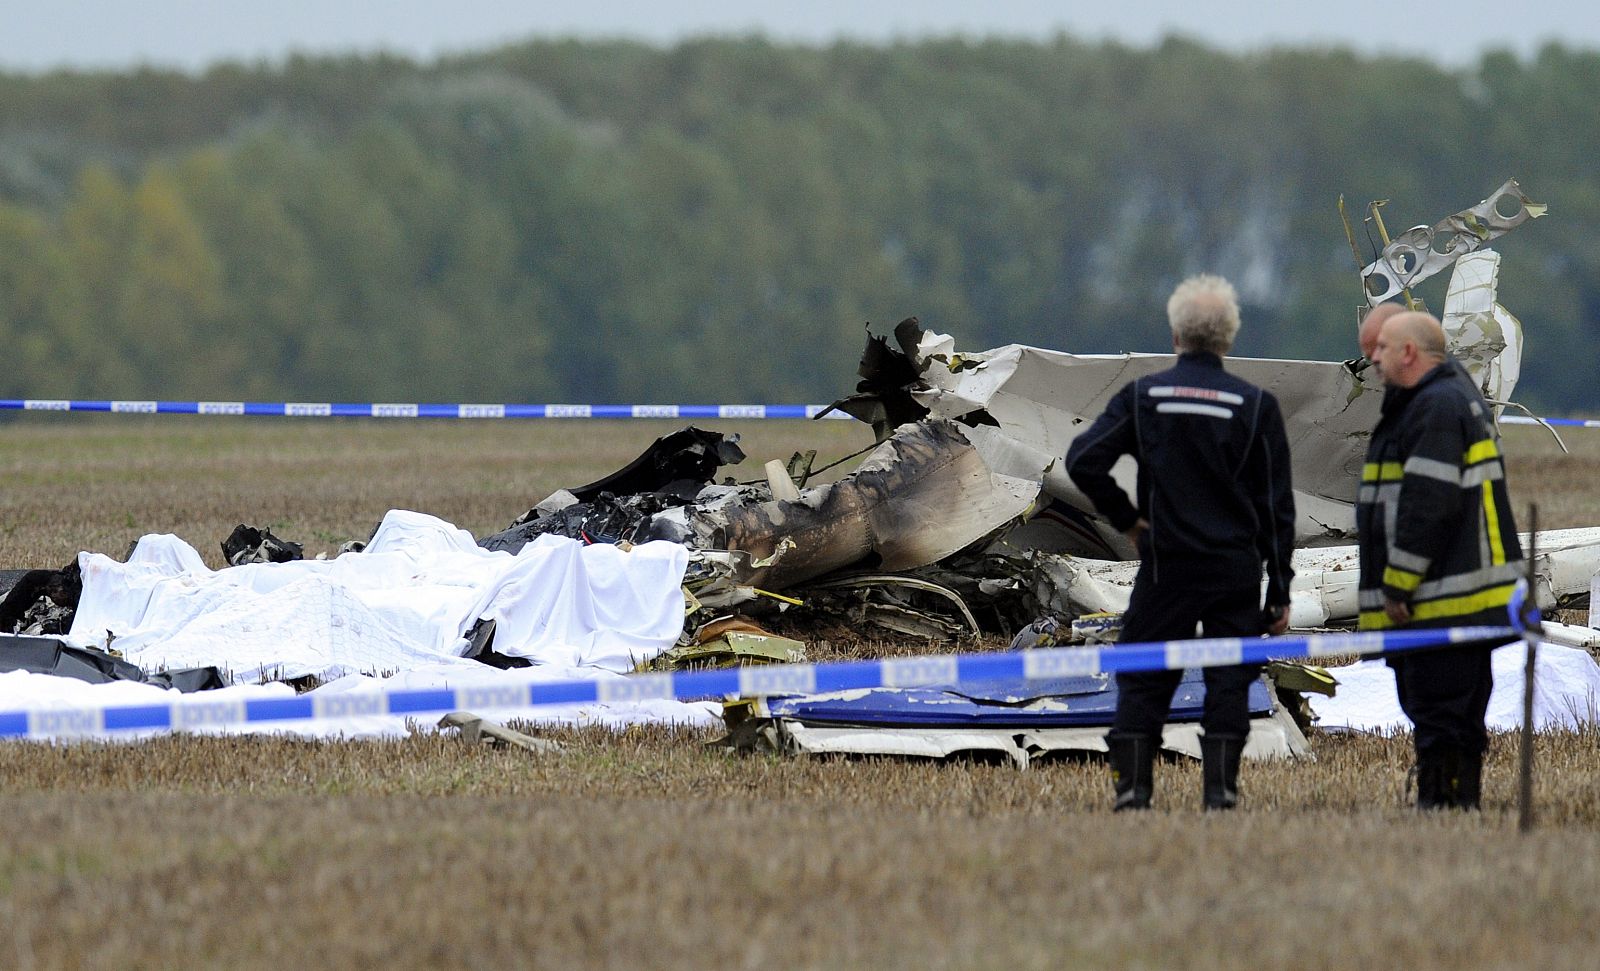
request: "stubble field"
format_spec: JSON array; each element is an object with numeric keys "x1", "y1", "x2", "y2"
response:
[{"x1": 1, "y1": 416, "x2": 1597, "y2": 970}]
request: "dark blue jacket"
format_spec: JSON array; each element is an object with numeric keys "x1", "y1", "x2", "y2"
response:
[
  {"x1": 1356, "y1": 359, "x2": 1522, "y2": 629},
  {"x1": 1064, "y1": 351, "x2": 1296, "y2": 605}
]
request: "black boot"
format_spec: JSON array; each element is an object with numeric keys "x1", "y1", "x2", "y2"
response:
[
  {"x1": 1105, "y1": 731, "x2": 1155, "y2": 811},
  {"x1": 1200, "y1": 732, "x2": 1246, "y2": 810},
  {"x1": 1453, "y1": 750, "x2": 1483, "y2": 811},
  {"x1": 1415, "y1": 746, "x2": 1458, "y2": 810}
]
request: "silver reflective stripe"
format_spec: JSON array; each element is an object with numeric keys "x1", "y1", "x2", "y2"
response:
[
  {"x1": 1461, "y1": 463, "x2": 1503, "y2": 487},
  {"x1": 1155, "y1": 402, "x2": 1233, "y2": 420},
  {"x1": 1147, "y1": 386, "x2": 1245, "y2": 405},
  {"x1": 1358, "y1": 483, "x2": 1402, "y2": 504},
  {"x1": 1387, "y1": 546, "x2": 1431, "y2": 573},
  {"x1": 1359, "y1": 589, "x2": 1385, "y2": 609},
  {"x1": 1403, "y1": 455, "x2": 1461, "y2": 486},
  {"x1": 1413, "y1": 562, "x2": 1523, "y2": 600}
]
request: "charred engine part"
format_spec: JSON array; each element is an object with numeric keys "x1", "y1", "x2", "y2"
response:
[
  {"x1": 789, "y1": 573, "x2": 981, "y2": 642},
  {"x1": 0, "y1": 561, "x2": 82, "y2": 635},
  {"x1": 222, "y1": 524, "x2": 305, "y2": 566},
  {"x1": 646, "y1": 418, "x2": 1040, "y2": 591},
  {"x1": 479, "y1": 491, "x2": 694, "y2": 554}
]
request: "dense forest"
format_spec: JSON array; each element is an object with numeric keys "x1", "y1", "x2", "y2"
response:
[{"x1": 1, "y1": 36, "x2": 1596, "y2": 410}]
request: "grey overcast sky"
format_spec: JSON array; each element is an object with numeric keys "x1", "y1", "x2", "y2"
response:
[{"x1": 1, "y1": 1, "x2": 1594, "y2": 73}]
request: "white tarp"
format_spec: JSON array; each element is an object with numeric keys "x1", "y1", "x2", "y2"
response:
[
  {"x1": 66, "y1": 509, "x2": 691, "y2": 681},
  {"x1": 1309, "y1": 641, "x2": 1600, "y2": 732},
  {"x1": 1, "y1": 508, "x2": 720, "y2": 739}
]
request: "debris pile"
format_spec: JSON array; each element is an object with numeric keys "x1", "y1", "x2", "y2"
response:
[{"x1": 3, "y1": 179, "x2": 1597, "y2": 754}]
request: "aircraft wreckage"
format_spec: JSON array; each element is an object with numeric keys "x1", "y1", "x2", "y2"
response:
[{"x1": 2, "y1": 179, "x2": 1597, "y2": 756}]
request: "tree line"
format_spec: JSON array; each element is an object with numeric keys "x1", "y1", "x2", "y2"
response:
[{"x1": 1, "y1": 36, "x2": 1596, "y2": 409}]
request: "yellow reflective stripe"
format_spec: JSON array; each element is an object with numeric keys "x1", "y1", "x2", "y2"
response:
[
  {"x1": 1410, "y1": 583, "x2": 1517, "y2": 623},
  {"x1": 1482, "y1": 481, "x2": 1506, "y2": 565},
  {"x1": 1362, "y1": 462, "x2": 1404, "y2": 482},
  {"x1": 1359, "y1": 609, "x2": 1394, "y2": 630},
  {"x1": 1383, "y1": 566, "x2": 1423, "y2": 592},
  {"x1": 1464, "y1": 439, "x2": 1499, "y2": 464}
]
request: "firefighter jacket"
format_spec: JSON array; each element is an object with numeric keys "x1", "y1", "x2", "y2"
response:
[
  {"x1": 1356, "y1": 358, "x2": 1523, "y2": 630},
  {"x1": 1065, "y1": 351, "x2": 1296, "y2": 605}
]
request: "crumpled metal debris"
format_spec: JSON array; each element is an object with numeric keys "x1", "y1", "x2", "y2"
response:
[
  {"x1": 0, "y1": 562, "x2": 82, "y2": 635},
  {"x1": 789, "y1": 572, "x2": 981, "y2": 641},
  {"x1": 437, "y1": 711, "x2": 563, "y2": 753},
  {"x1": 222, "y1": 524, "x2": 304, "y2": 566},
  {"x1": 1360, "y1": 179, "x2": 1546, "y2": 306},
  {"x1": 480, "y1": 427, "x2": 747, "y2": 553},
  {"x1": 650, "y1": 418, "x2": 1041, "y2": 590},
  {"x1": 645, "y1": 618, "x2": 807, "y2": 671},
  {"x1": 1440, "y1": 250, "x2": 1522, "y2": 406}
]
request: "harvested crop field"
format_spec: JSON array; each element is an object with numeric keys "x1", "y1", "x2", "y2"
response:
[{"x1": 2, "y1": 417, "x2": 1598, "y2": 970}]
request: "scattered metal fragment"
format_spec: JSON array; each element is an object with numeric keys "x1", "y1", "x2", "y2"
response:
[
  {"x1": 645, "y1": 627, "x2": 807, "y2": 672},
  {"x1": 437, "y1": 711, "x2": 563, "y2": 753}
]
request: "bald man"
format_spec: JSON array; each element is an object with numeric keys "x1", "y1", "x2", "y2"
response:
[
  {"x1": 1358, "y1": 310, "x2": 1523, "y2": 810},
  {"x1": 1358, "y1": 301, "x2": 1407, "y2": 363}
]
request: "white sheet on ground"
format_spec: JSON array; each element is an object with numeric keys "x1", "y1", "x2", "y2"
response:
[
  {"x1": 65, "y1": 510, "x2": 691, "y2": 682},
  {"x1": 1309, "y1": 641, "x2": 1600, "y2": 732}
]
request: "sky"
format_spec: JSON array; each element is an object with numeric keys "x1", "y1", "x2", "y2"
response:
[{"x1": 1, "y1": 1, "x2": 1595, "y2": 73}]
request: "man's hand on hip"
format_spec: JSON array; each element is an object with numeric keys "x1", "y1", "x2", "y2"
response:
[{"x1": 1384, "y1": 597, "x2": 1411, "y2": 626}]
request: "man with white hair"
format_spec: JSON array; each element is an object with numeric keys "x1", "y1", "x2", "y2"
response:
[{"x1": 1066, "y1": 274, "x2": 1296, "y2": 811}]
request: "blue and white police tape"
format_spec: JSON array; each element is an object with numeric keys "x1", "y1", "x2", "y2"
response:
[
  {"x1": 4, "y1": 397, "x2": 1593, "y2": 426},
  {"x1": 1500, "y1": 415, "x2": 1600, "y2": 428},
  {"x1": 0, "y1": 624, "x2": 1519, "y2": 739},
  {"x1": 0, "y1": 399, "x2": 851, "y2": 420}
]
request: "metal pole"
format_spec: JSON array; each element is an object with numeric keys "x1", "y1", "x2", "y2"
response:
[{"x1": 1518, "y1": 506, "x2": 1539, "y2": 833}]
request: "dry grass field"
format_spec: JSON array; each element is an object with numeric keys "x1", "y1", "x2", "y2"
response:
[{"x1": 1, "y1": 416, "x2": 1598, "y2": 970}]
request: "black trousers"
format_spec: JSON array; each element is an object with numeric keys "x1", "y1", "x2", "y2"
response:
[
  {"x1": 1110, "y1": 575, "x2": 1264, "y2": 739},
  {"x1": 1390, "y1": 630, "x2": 1494, "y2": 758}
]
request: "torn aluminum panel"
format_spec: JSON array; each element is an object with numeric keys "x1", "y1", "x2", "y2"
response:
[
  {"x1": 907, "y1": 329, "x2": 1378, "y2": 550},
  {"x1": 1028, "y1": 527, "x2": 1600, "y2": 629},
  {"x1": 648, "y1": 418, "x2": 1042, "y2": 590},
  {"x1": 1441, "y1": 250, "x2": 1522, "y2": 406},
  {"x1": 1360, "y1": 179, "x2": 1546, "y2": 306}
]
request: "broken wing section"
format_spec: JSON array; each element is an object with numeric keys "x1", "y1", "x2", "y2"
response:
[{"x1": 910, "y1": 333, "x2": 1378, "y2": 549}]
